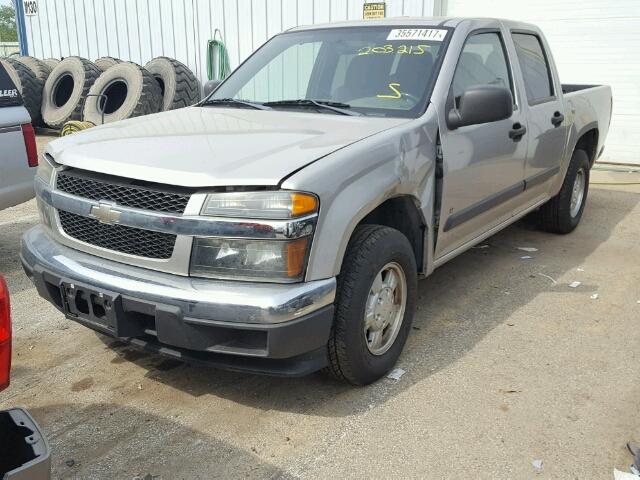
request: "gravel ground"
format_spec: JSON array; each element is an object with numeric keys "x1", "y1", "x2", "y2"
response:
[{"x1": 1, "y1": 137, "x2": 639, "y2": 479}]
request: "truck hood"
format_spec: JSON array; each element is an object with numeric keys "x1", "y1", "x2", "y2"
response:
[{"x1": 47, "y1": 106, "x2": 406, "y2": 187}]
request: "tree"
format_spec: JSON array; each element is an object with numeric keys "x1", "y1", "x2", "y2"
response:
[{"x1": 0, "y1": 5, "x2": 18, "y2": 43}]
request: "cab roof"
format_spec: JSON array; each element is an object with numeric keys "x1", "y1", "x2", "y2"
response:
[{"x1": 287, "y1": 17, "x2": 540, "y2": 33}]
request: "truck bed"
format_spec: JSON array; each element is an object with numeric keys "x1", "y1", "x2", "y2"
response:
[
  {"x1": 562, "y1": 84, "x2": 601, "y2": 94},
  {"x1": 561, "y1": 84, "x2": 612, "y2": 163}
]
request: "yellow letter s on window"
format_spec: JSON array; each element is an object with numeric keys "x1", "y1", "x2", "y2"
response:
[{"x1": 376, "y1": 83, "x2": 402, "y2": 99}]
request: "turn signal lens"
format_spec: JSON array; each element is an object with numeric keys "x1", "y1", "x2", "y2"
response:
[
  {"x1": 286, "y1": 237, "x2": 309, "y2": 278},
  {"x1": 201, "y1": 191, "x2": 318, "y2": 219},
  {"x1": 291, "y1": 193, "x2": 318, "y2": 218}
]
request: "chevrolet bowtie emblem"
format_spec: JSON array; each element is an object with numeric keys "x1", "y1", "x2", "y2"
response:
[{"x1": 90, "y1": 202, "x2": 121, "y2": 225}]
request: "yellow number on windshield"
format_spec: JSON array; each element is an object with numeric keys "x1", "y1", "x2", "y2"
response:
[{"x1": 376, "y1": 83, "x2": 402, "y2": 99}]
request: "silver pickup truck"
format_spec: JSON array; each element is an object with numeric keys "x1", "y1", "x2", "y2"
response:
[{"x1": 21, "y1": 18, "x2": 612, "y2": 385}]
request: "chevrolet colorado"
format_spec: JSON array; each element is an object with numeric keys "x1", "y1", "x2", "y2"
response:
[{"x1": 21, "y1": 18, "x2": 612, "y2": 385}]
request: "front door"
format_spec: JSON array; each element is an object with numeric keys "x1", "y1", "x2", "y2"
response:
[{"x1": 436, "y1": 30, "x2": 528, "y2": 259}]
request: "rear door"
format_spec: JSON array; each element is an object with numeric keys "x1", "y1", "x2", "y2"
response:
[
  {"x1": 436, "y1": 27, "x2": 528, "y2": 259},
  {"x1": 509, "y1": 31, "x2": 569, "y2": 204},
  {"x1": 0, "y1": 63, "x2": 33, "y2": 210}
]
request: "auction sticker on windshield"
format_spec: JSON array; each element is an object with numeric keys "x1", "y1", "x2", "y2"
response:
[{"x1": 387, "y1": 29, "x2": 447, "y2": 41}]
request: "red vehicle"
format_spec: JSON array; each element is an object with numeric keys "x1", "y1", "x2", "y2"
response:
[{"x1": 0, "y1": 275, "x2": 51, "y2": 479}]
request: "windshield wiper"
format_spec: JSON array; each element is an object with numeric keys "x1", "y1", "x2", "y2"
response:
[
  {"x1": 201, "y1": 98, "x2": 272, "y2": 111},
  {"x1": 264, "y1": 99, "x2": 360, "y2": 116}
]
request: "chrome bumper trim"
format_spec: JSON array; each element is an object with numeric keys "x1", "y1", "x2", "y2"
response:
[
  {"x1": 21, "y1": 225, "x2": 336, "y2": 324},
  {"x1": 35, "y1": 177, "x2": 316, "y2": 240}
]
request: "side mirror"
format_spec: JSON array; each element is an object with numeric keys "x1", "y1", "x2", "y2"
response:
[
  {"x1": 203, "y1": 79, "x2": 222, "y2": 97},
  {"x1": 447, "y1": 85, "x2": 513, "y2": 130}
]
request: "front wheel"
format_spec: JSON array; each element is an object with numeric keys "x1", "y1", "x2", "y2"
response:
[
  {"x1": 326, "y1": 225, "x2": 417, "y2": 385},
  {"x1": 537, "y1": 149, "x2": 590, "y2": 234}
]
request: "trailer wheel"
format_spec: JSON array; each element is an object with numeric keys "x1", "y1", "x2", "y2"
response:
[
  {"x1": 537, "y1": 149, "x2": 590, "y2": 234},
  {"x1": 83, "y1": 62, "x2": 162, "y2": 125},
  {"x1": 41, "y1": 56, "x2": 101, "y2": 128},
  {"x1": 0, "y1": 58, "x2": 44, "y2": 124},
  {"x1": 94, "y1": 56, "x2": 122, "y2": 72},
  {"x1": 144, "y1": 56, "x2": 200, "y2": 111},
  {"x1": 326, "y1": 225, "x2": 417, "y2": 385}
]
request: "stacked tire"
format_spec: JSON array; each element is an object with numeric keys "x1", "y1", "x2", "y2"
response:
[
  {"x1": 82, "y1": 56, "x2": 200, "y2": 125},
  {"x1": 144, "y1": 57, "x2": 200, "y2": 111},
  {"x1": 1, "y1": 54, "x2": 200, "y2": 128},
  {"x1": 41, "y1": 56, "x2": 101, "y2": 128},
  {"x1": 83, "y1": 61, "x2": 163, "y2": 124},
  {"x1": 94, "y1": 56, "x2": 121, "y2": 72},
  {"x1": 0, "y1": 56, "x2": 48, "y2": 125}
]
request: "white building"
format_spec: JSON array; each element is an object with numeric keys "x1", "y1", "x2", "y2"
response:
[{"x1": 22, "y1": 0, "x2": 639, "y2": 164}]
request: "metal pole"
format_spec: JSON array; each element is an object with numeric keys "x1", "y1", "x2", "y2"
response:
[{"x1": 14, "y1": 0, "x2": 29, "y2": 55}]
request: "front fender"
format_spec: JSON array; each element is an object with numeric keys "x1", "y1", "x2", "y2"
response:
[{"x1": 283, "y1": 109, "x2": 439, "y2": 281}]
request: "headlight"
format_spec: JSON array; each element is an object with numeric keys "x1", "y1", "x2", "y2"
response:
[
  {"x1": 193, "y1": 191, "x2": 318, "y2": 282},
  {"x1": 190, "y1": 237, "x2": 310, "y2": 282},
  {"x1": 36, "y1": 154, "x2": 55, "y2": 184},
  {"x1": 201, "y1": 191, "x2": 318, "y2": 219}
]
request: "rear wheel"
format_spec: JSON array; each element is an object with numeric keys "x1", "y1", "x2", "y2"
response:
[
  {"x1": 326, "y1": 225, "x2": 417, "y2": 385},
  {"x1": 537, "y1": 149, "x2": 590, "y2": 234}
]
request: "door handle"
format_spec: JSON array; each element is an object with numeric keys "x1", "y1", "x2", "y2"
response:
[
  {"x1": 509, "y1": 122, "x2": 527, "y2": 140},
  {"x1": 551, "y1": 111, "x2": 564, "y2": 126}
]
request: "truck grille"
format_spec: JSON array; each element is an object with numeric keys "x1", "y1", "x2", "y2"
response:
[
  {"x1": 56, "y1": 169, "x2": 192, "y2": 214},
  {"x1": 58, "y1": 210, "x2": 176, "y2": 259}
]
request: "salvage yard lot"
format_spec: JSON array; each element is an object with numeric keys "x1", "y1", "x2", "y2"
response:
[{"x1": 1, "y1": 138, "x2": 639, "y2": 479}]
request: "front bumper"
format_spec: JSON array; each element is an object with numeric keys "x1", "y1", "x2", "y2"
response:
[{"x1": 21, "y1": 226, "x2": 336, "y2": 376}]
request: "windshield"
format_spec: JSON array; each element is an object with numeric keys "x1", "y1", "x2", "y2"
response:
[{"x1": 208, "y1": 26, "x2": 450, "y2": 118}]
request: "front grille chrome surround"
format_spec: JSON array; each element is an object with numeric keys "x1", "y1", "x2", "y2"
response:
[
  {"x1": 51, "y1": 169, "x2": 193, "y2": 261},
  {"x1": 56, "y1": 169, "x2": 192, "y2": 214},
  {"x1": 58, "y1": 210, "x2": 177, "y2": 259}
]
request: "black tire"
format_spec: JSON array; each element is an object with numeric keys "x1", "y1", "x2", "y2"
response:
[
  {"x1": 42, "y1": 58, "x2": 60, "y2": 70},
  {"x1": 41, "y1": 56, "x2": 101, "y2": 128},
  {"x1": 0, "y1": 58, "x2": 44, "y2": 124},
  {"x1": 537, "y1": 149, "x2": 590, "y2": 234},
  {"x1": 15, "y1": 56, "x2": 52, "y2": 84},
  {"x1": 144, "y1": 56, "x2": 200, "y2": 111},
  {"x1": 94, "y1": 56, "x2": 122, "y2": 72},
  {"x1": 83, "y1": 62, "x2": 162, "y2": 124},
  {"x1": 326, "y1": 225, "x2": 417, "y2": 385}
]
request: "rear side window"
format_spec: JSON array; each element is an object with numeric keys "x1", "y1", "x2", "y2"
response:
[
  {"x1": 511, "y1": 33, "x2": 554, "y2": 104},
  {"x1": 451, "y1": 32, "x2": 512, "y2": 104}
]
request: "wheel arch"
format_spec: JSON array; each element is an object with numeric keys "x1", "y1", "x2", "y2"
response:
[
  {"x1": 350, "y1": 195, "x2": 427, "y2": 275},
  {"x1": 574, "y1": 126, "x2": 599, "y2": 167}
]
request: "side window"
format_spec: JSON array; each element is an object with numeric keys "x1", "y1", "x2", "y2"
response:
[
  {"x1": 452, "y1": 32, "x2": 512, "y2": 104},
  {"x1": 511, "y1": 33, "x2": 554, "y2": 104}
]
